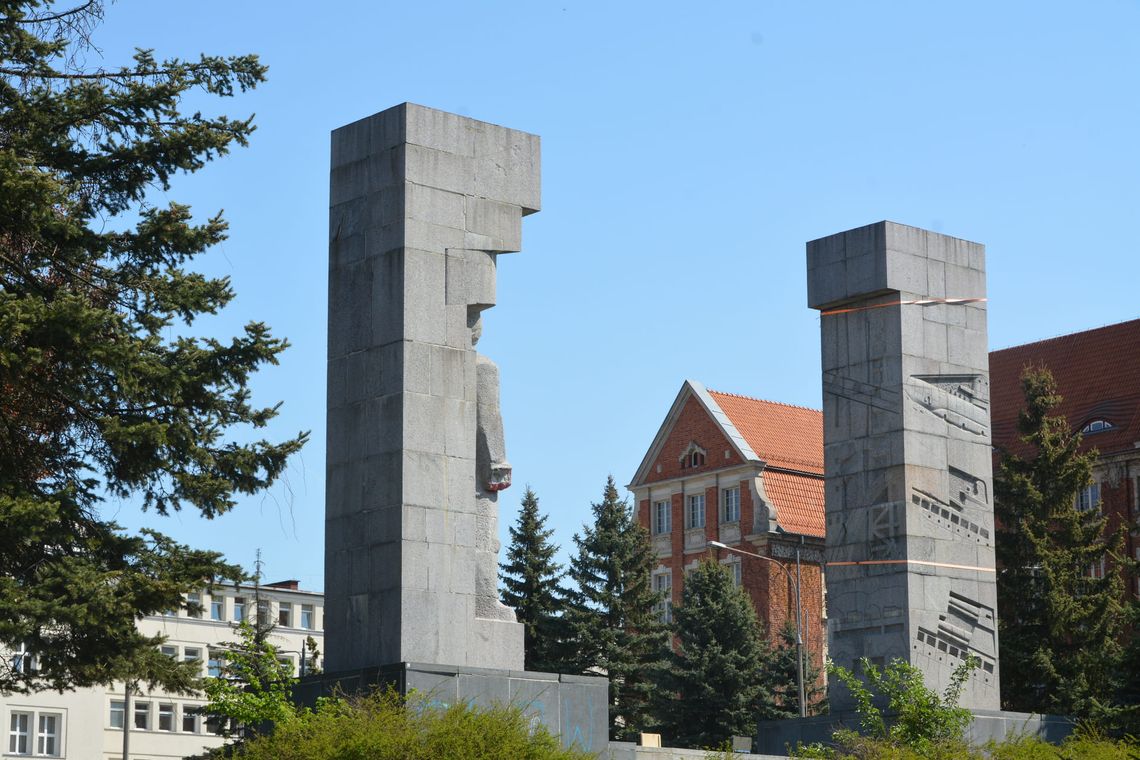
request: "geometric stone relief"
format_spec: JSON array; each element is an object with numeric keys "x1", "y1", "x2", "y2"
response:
[
  {"x1": 868, "y1": 501, "x2": 904, "y2": 559},
  {"x1": 906, "y1": 374, "x2": 989, "y2": 437},
  {"x1": 911, "y1": 488, "x2": 992, "y2": 546},
  {"x1": 824, "y1": 370, "x2": 902, "y2": 414},
  {"x1": 948, "y1": 466, "x2": 989, "y2": 510},
  {"x1": 914, "y1": 590, "x2": 997, "y2": 685}
]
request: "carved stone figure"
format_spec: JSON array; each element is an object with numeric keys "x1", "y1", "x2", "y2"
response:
[{"x1": 470, "y1": 310, "x2": 516, "y2": 621}]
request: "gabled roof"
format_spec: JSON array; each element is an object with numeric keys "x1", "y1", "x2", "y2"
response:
[
  {"x1": 706, "y1": 390, "x2": 824, "y2": 475},
  {"x1": 990, "y1": 318, "x2": 1140, "y2": 459},
  {"x1": 629, "y1": 380, "x2": 824, "y2": 538}
]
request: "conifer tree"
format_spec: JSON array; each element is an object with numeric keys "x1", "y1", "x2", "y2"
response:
[
  {"x1": 994, "y1": 367, "x2": 1125, "y2": 715},
  {"x1": 499, "y1": 486, "x2": 567, "y2": 673},
  {"x1": 564, "y1": 476, "x2": 670, "y2": 741},
  {"x1": 657, "y1": 559, "x2": 773, "y2": 748},
  {"x1": 762, "y1": 621, "x2": 827, "y2": 719},
  {"x1": 0, "y1": 1, "x2": 306, "y2": 694}
]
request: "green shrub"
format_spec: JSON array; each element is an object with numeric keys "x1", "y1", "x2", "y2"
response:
[{"x1": 228, "y1": 688, "x2": 594, "y2": 760}]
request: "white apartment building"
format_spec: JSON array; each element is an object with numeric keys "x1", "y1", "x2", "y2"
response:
[{"x1": 2, "y1": 580, "x2": 323, "y2": 760}]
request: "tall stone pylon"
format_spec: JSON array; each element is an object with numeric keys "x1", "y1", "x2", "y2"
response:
[
  {"x1": 807, "y1": 221, "x2": 1000, "y2": 710},
  {"x1": 325, "y1": 103, "x2": 537, "y2": 672}
]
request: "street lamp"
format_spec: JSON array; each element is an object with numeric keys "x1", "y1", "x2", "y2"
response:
[{"x1": 707, "y1": 539, "x2": 807, "y2": 718}]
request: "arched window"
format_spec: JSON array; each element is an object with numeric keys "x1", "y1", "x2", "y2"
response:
[
  {"x1": 1081, "y1": 419, "x2": 1115, "y2": 434},
  {"x1": 679, "y1": 442, "x2": 707, "y2": 469}
]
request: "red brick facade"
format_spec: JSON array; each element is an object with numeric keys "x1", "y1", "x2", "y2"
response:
[
  {"x1": 630, "y1": 381, "x2": 827, "y2": 702},
  {"x1": 990, "y1": 319, "x2": 1140, "y2": 603}
]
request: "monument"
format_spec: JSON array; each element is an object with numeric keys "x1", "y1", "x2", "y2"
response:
[
  {"x1": 755, "y1": 222, "x2": 1072, "y2": 752},
  {"x1": 806, "y1": 221, "x2": 999, "y2": 710},
  {"x1": 314, "y1": 103, "x2": 607, "y2": 751}
]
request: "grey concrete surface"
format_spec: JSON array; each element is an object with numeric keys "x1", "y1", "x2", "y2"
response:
[
  {"x1": 295, "y1": 663, "x2": 609, "y2": 754},
  {"x1": 754, "y1": 710, "x2": 1074, "y2": 756},
  {"x1": 807, "y1": 221, "x2": 1000, "y2": 711},
  {"x1": 326, "y1": 103, "x2": 538, "y2": 672}
]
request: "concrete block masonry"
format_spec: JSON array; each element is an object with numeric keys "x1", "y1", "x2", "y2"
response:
[
  {"x1": 326, "y1": 103, "x2": 541, "y2": 673},
  {"x1": 807, "y1": 221, "x2": 1000, "y2": 711}
]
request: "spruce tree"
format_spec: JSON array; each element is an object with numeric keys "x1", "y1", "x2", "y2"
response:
[
  {"x1": 0, "y1": 1, "x2": 306, "y2": 694},
  {"x1": 499, "y1": 486, "x2": 567, "y2": 673},
  {"x1": 564, "y1": 476, "x2": 670, "y2": 741},
  {"x1": 658, "y1": 559, "x2": 772, "y2": 748},
  {"x1": 762, "y1": 621, "x2": 827, "y2": 719},
  {"x1": 994, "y1": 367, "x2": 1125, "y2": 715}
]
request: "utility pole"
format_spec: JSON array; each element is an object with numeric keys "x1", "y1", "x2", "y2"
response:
[{"x1": 121, "y1": 679, "x2": 134, "y2": 760}]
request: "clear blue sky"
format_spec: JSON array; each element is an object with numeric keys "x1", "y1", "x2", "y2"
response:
[{"x1": 95, "y1": 0, "x2": 1140, "y2": 591}]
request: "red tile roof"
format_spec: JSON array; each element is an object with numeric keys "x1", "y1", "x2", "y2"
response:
[
  {"x1": 990, "y1": 318, "x2": 1140, "y2": 458},
  {"x1": 706, "y1": 389, "x2": 825, "y2": 537},
  {"x1": 760, "y1": 468, "x2": 825, "y2": 538},
  {"x1": 707, "y1": 390, "x2": 824, "y2": 475}
]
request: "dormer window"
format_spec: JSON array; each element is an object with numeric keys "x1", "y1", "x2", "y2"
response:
[
  {"x1": 1081, "y1": 419, "x2": 1115, "y2": 434},
  {"x1": 679, "y1": 442, "x2": 707, "y2": 469}
]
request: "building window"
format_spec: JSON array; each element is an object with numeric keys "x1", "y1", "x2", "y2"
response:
[
  {"x1": 233, "y1": 596, "x2": 246, "y2": 622},
  {"x1": 653, "y1": 501, "x2": 671, "y2": 534},
  {"x1": 652, "y1": 571, "x2": 673, "y2": 623},
  {"x1": 10, "y1": 644, "x2": 36, "y2": 675},
  {"x1": 187, "y1": 591, "x2": 202, "y2": 618},
  {"x1": 1135, "y1": 547, "x2": 1140, "y2": 597},
  {"x1": 729, "y1": 560, "x2": 742, "y2": 586},
  {"x1": 184, "y1": 646, "x2": 202, "y2": 667},
  {"x1": 278, "y1": 601, "x2": 293, "y2": 627},
  {"x1": 1088, "y1": 557, "x2": 1107, "y2": 579},
  {"x1": 134, "y1": 701, "x2": 151, "y2": 730},
  {"x1": 679, "y1": 443, "x2": 707, "y2": 469},
  {"x1": 109, "y1": 700, "x2": 125, "y2": 729},
  {"x1": 1081, "y1": 419, "x2": 1115, "y2": 434},
  {"x1": 161, "y1": 644, "x2": 178, "y2": 659},
  {"x1": 1134, "y1": 476, "x2": 1140, "y2": 515},
  {"x1": 722, "y1": 486, "x2": 741, "y2": 523},
  {"x1": 1076, "y1": 483, "x2": 1100, "y2": 512},
  {"x1": 257, "y1": 598, "x2": 271, "y2": 627},
  {"x1": 9, "y1": 711, "x2": 30, "y2": 754},
  {"x1": 207, "y1": 650, "x2": 224, "y2": 678},
  {"x1": 37, "y1": 712, "x2": 59, "y2": 757},
  {"x1": 158, "y1": 703, "x2": 175, "y2": 732},
  {"x1": 687, "y1": 494, "x2": 706, "y2": 529},
  {"x1": 300, "y1": 604, "x2": 314, "y2": 630},
  {"x1": 183, "y1": 707, "x2": 200, "y2": 734},
  {"x1": 210, "y1": 596, "x2": 224, "y2": 621}
]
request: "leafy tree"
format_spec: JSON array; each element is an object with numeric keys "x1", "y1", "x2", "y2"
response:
[
  {"x1": 0, "y1": 0, "x2": 307, "y2": 694},
  {"x1": 994, "y1": 367, "x2": 1125, "y2": 715},
  {"x1": 563, "y1": 476, "x2": 670, "y2": 741},
  {"x1": 499, "y1": 486, "x2": 568, "y2": 673},
  {"x1": 657, "y1": 559, "x2": 771, "y2": 748},
  {"x1": 765, "y1": 620, "x2": 827, "y2": 719},
  {"x1": 825, "y1": 656, "x2": 977, "y2": 757},
  {"x1": 202, "y1": 620, "x2": 297, "y2": 737}
]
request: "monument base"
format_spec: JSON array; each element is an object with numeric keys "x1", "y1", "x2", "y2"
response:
[
  {"x1": 754, "y1": 709, "x2": 1074, "y2": 755},
  {"x1": 294, "y1": 662, "x2": 609, "y2": 753}
]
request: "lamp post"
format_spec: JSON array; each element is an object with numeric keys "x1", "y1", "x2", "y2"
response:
[{"x1": 707, "y1": 540, "x2": 807, "y2": 718}]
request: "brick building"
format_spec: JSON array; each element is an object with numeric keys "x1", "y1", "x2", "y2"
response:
[
  {"x1": 990, "y1": 318, "x2": 1140, "y2": 597},
  {"x1": 628, "y1": 380, "x2": 827, "y2": 678}
]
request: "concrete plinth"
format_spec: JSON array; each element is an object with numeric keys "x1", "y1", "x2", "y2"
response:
[
  {"x1": 754, "y1": 710, "x2": 1074, "y2": 756},
  {"x1": 294, "y1": 663, "x2": 609, "y2": 754}
]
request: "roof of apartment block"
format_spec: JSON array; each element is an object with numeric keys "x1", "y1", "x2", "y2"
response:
[{"x1": 990, "y1": 318, "x2": 1140, "y2": 459}]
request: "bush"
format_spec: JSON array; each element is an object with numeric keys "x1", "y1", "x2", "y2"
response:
[{"x1": 226, "y1": 688, "x2": 593, "y2": 760}]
